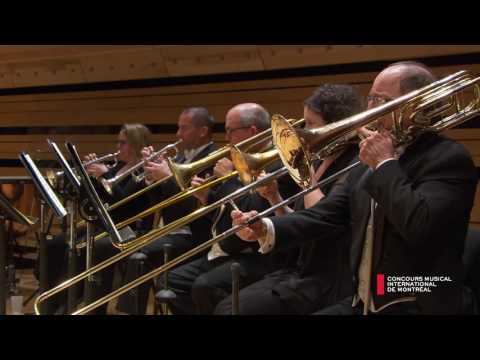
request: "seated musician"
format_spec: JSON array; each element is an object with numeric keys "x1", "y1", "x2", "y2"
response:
[
  {"x1": 45, "y1": 123, "x2": 153, "y2": 314},
  {"x1": 231, "y1": 62, "x2": 478, "y2": 315},
  {"x1": 167, "y1": 103, "x2": 298, "y2": 315},
  {"x1": 116, "y1": 107, "x2": 218, "y2": 315},
  {"x1": 215, "y1": 84, "x2": 363, "y2": 315}
]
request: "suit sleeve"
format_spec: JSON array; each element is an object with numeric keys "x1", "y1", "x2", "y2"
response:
[
  {"x1": 364, "y1": 143, "x2": 477, "y2": 250},
  {"x1": 270, "y1": 177, "x2": 352, "y2": 252}
]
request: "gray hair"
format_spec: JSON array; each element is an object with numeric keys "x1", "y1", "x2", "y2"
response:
[
  {"x1": 238, "y1": 105, "x2": 270, "y2": 131},
  {"x1": 182, "y1": 107, "x2": 215, "y2": 132}
]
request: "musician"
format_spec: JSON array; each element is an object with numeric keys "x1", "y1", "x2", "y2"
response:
[
  {"x1": 45, "y1": 123, "x2": 153, "y2": 314},
  {"x1": 214, "y1": 84, "x2": 362, "y2": 315},
  {"x1": 167, "y1": 103, "x2": 298, "y2": 315},
  {"x1": 231, "y1": 62, "x2": 478, "y2": 315},
  {"x1": 116, "y1": 107, "x2": 218, "y2": 315}
]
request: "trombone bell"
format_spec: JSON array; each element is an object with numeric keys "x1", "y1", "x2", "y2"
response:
[
  {"x1": 230, "y1": 146, "x2": 279, "y2": 185},
  {"x1": 272, "y1": 115, "x2": 313, "y2": 189}
]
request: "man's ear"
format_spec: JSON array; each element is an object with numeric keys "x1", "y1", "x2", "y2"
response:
[{"x1": 199, "y1": 126, "x2": 209, "y2": 138}]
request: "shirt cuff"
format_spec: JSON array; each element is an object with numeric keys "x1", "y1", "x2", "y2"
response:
[
  {"x1": 258, "y1": 218, "x2": 275, "y2": 254},
  {"x1": 375, "y1": 158, "x2": 396, "y2": 171}
]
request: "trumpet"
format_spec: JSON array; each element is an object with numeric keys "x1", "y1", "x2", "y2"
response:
[
  {"x1": 46, "y1": 151, "x2": 120, "y2": 190},
  {"x1": 33, "y1": 70, "x2": 480, "y2": 315},
  {"x1": 100, "y1": 140, "x2": 182, "y2": 196}
]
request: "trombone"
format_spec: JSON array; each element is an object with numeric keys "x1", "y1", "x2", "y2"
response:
[{"x1": 34, "y1": 69, "x2": 480, "y2": 315}]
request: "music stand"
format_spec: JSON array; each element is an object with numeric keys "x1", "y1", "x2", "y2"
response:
[
  {"x1": 0, "y1": 192, "x2": 39, "y2": 315},
  {"x1": 47, "y1": 139, "x2": 81, "y2": 194},
  {"x1": 64, "y1": 142, "x2": 122, "y2": 245},
  {"x1": 65, "y1": 142, "x2": 123, "y2": 308},
  {"x1": 19, "y1": 153, "x2": 67, "y2": 220},
  {"x1": 47, "y1": 139, "x2": 83, "y2": 312},
  {"x1": 19, "y1": 152, "x2": 67, "y2": 314}
]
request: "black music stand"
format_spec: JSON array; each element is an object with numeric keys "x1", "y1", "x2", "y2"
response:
[
  {"x1": 47, "y1": 139, "x2": 83, "y2": 313},
  {"x1": 64, "y1": 142, "x2": 123, "y2": 308},
  {"x1": 64, "y1": 143, "x2": 122, "y2": 246},
  {"x1": 47, "y1": 139, "x2": 81, "y2": 195},
  {"x1": 19, "y1": 152, "x2": 67, "y2": 315},
  {"x1": 0, "y1": 192, "x2": 38, "y2": 315}
]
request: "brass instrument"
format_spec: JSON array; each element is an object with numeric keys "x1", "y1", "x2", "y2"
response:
[
  {"x1": 79, "y1": 118, "x2": 303, "y2": 219},
  {"x1": 274, "y1": 70, "x2": 478, "y2": 188},
  {"x1": 33, "y1": 136, "x2": 297, "y2": 313},
  {"x1": 167, "y1": 118, "x2": 305, "y2": 190},
  {"x1": 46, "y1": 151, "x2": 120, "y2": 191},
  {"x1": 82, "y1": 145, "x2": 283, "y2": 250},
  {"x1": 35, "y1": 70, "x2": 480, "y2": 315},
  {"x1": 100, "y1": 140, "x2": 183, "y2": 196},
  {"x1": 230, "y1": 147, "x2": 279, "y2": 185},
  {"x1": 75, "y1": 119, "x2": 305, "y2": 249}
]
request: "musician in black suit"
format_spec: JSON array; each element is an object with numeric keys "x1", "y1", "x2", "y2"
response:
[
  {"x1": 116, "y1": 107, "x2": 218, "y2": 314},
  {"x1": 45, "y1": 123, "x2": 153, "y2": 314},
  {"x1": 215, "y1": 84, "x2": 363, "y2": 315},
  {"x1": 232, "y1": 62, "x2": 478, "y2": 315},
  {"x1": 167, "y1": 103, "x2": 298, "y2": 315}
]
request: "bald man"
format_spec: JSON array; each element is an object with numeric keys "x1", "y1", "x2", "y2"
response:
[
  {"x1": 166, "y1": 103, "x2": 298, "y2": 315},
  {"x1": 232, "y1": 62, "x2": 478, "y2": 315}
]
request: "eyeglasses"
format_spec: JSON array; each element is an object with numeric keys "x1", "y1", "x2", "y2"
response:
[
  {"x1": 225, "y1": 126, "x2": 251, "y2": 135},
  {"x1": 367, "y1": 94, "x2": 393, "y2": 106}
]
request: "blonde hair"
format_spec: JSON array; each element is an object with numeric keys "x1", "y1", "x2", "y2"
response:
[{"x1": 120, "y1": 123, "x2": 152, "y2": 158}]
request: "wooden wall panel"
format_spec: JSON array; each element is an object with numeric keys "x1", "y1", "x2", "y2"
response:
[
  {"x1": 0, "y1": 63, "x2": 478, "y2": 128},
  {"x1": 0, "y1": 48, "x2": 479, "y2": 228}
]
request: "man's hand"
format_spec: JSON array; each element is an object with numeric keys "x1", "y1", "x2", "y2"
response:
[
  {"x1": 191, "y1": 175, "x2": 210, "y2": 205},
  {"x1": 142, "y1": 146, "x2": 164, "y2": 164},
  {"x1": 144, "y1": 160, "x2": 172, "y2": 182},
  {"x1": 214, "y1": 158, "x2": 234, "y2": 178},
  {"x1": 358, "y1": 126, "x2": 395, "y2": 169},
  {"x1": 231, "y1": 210, "x2": 267, "y2": 242}
]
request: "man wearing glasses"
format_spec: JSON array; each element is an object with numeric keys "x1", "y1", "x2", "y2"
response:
[
  {"x1": 232, "y1": 62, "x2": 478, "y2": 315},
  {"x1": 166, "y1": 103, "x2": 297, "y2": 315}
]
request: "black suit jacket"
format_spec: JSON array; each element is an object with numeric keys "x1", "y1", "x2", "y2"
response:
[
  {"x1": 271, "y1": 133, "x2": 478, "y2": 314},
  {"x1": 95, "y1": 162, "x2": 153, "y2": 233},
  {"x1": 148, "y1": 142, "x2": 218, "y2": 245},
  {"x1": 269, "y1": 145, "x2": 357, "y2": 310}
]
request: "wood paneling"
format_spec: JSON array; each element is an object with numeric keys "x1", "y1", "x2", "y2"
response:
[
  {"x1": 0, "y1": 45, "x2": 477, "y2": 88},
  {"x1": 0, "y1": 46, "x2": 479, "y2": 228},
  {"x1": 0, "y1": 63, "x2": 478, "y2": 128}
]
